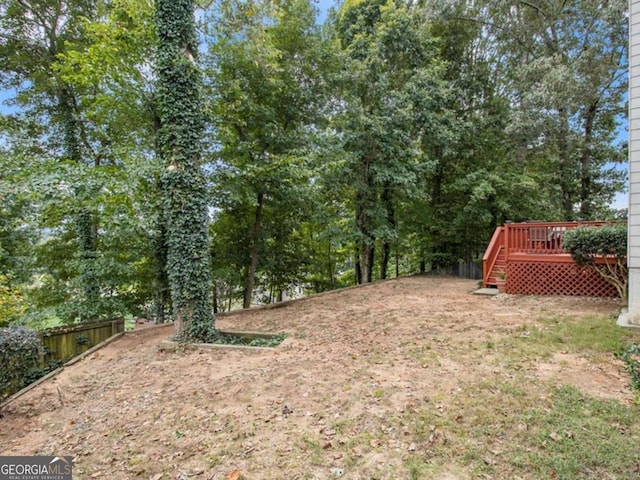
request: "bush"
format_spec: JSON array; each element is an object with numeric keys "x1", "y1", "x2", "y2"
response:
[
  {"x1": 562, "y1": 224, "x2": 627, "y2": 299},
  {"x1": 0, "y1": 326, "x2": 42, "y2": 400},
  {"x1": 615, "y1": 344, "x2": 640, "y2": 391}
]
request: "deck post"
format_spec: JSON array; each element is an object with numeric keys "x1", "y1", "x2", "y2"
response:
[
  {"x1": 504, "y1": 221, "x2": 511, "y2": 263},
  {"x1": 626, "y1": 0, "x2": 640, "y2": 326}
]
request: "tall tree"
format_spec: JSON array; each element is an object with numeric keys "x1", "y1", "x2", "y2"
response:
[
  {"x1": 0, "y1": 0, "x2": 103, "y2": 319},
  {"x1": 205, "y1": 0, "x2": 331, "y2": 307},
  {"x1": 485, "y1": 0, "x2": 628, "y2": 220},
  {"x1": 155, "y1": 0, "x2": 215, "y2": 339},
  {"x1": 334, "y1": 0, "x2": 448, "y2": 283},
  {"x1": 0, "y1": 0, "x2": 167, "y2": 325}
]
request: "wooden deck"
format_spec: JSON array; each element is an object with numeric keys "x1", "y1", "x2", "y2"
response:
[{"x1": 483, "y1": 221, "x2": 619, "y2": 297}]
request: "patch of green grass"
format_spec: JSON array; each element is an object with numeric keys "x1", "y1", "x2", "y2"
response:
[
  {"x1": 514, "y1": 315, "x2": 640, "y2": 359},
  {"x1": 124, "y1": 313, "x2": 135, "y2": 331},
  {"x1": 407, "y1": 379, "x2": 640, "y2": 479},
  {"x1": 405, "y1": 457, "x2": 430, "y2": 480},
  {"x1": 511, "y1": 385, "x2": 640, "y2": 479}
]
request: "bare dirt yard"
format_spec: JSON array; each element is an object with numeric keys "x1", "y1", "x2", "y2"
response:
[{"x1": 2, "y1": 277, "x2": 640, "y2": 479}]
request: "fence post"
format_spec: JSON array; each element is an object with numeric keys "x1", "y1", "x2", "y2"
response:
[{"x1": 38, "y1": 332, "x2": 45, "y2": 369}]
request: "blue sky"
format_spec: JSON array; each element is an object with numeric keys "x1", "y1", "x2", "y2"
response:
[{"x1": 315, "y1": 0, "x2": 336, "y2": 23}]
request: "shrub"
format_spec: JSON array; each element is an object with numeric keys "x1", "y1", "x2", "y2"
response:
[
  {"x1": 562, "y1": 224, "x2": 627, "y2": 299},
  {"x1": 615, "y1": 344, "x2": 640, "y2": 391},
  {"x1": 0, "y1": 326, "x2": 42, "y2": 400}
]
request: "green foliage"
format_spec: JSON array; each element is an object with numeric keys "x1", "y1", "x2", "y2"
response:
[
  {"x1": 484, "y1": 0, "x2": 627, "y2": 220},
  {"x1": 562, "y1": 224, "x2": 627, "y2": 265},
  {"x1": 0, "y1": 0, "x2": 161, "y2": 325},
  {"x1": 562, "y1": 224, "x2": 627, "y2": 298},
  {"x1": 0, "y1": 326, "x2": 41, "y2": 399},
  {"x1": 0, "y1": 276, "x2": 25, "y2": 327},
  {"x1": 155, "y1": 0, "x2": 215, "y2": 340},
  {"x1": 0, "y1": 0, "x2": 629, "y2": 325},
  {"x1": 334, "y1": 0, "x2": 451, "y2": 282},
  {"x1": 215, "y1": 333, "x2": 288, "y2": 347},
  {"x1": 204, "y1": 0, "x2": 333, "y2": 306},
  {"x1": 615, "y1": 344, "x2": 640, "y2": 392}
]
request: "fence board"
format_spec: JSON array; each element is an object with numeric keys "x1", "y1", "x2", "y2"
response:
[{"x1": 39, "y1": 318, "x2": 124, "y2": 366}]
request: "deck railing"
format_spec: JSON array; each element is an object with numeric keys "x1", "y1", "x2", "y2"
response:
[{"x1": 504, "y1": 221, "x2": 610, "y2": 257}]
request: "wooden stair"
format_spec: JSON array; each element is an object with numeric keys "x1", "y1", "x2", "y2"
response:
[{"x1": 486, "y1": 246, "x2": 505, "y2": 286}]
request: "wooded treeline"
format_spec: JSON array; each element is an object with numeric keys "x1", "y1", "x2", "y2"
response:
[{"x1": 0, "y1": 0, "x2": 628, "y2": 329}]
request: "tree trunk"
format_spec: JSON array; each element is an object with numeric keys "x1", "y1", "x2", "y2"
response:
[
  {"x1": 558, "y1": 106, "x2": 574, "y2": 220},
  {"x1": 153, "y1": 222, "x2": 170, "y2": 324},
  {"x1": 380, "y1": 183, "x2": 395, "y2": 280},
  {"x1": 244, "y1": 191, "x2": 265, "y2": 308},
  {"x1": 355, "y1": 160, "x2": 376, "y2": 284},
  {"x1": 58, "y1": 86, "x2": 99, "y2": 320},
  {"x1": 579, "y1": 102, "x2": 597, "y2": 219},
  {"x1": 152, "y1": 108, "x2": 170, "y2": 324},
  {"x1": 356, "y1": 204, "x2": 375, "y2": 283}
]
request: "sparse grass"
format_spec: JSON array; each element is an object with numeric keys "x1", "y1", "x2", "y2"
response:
[
  {"x1": 511, "y1": 386, "x2": 640, "y2": 478},
  {"x1": 405, "y1": 379, "x2": 640, "y2": 479},
  {"x1": 398, "y1": 314, "x2": 640, "y2": 479},
  {"x1": 507, "y1": 314, "x2": 640, "y2": 361}
]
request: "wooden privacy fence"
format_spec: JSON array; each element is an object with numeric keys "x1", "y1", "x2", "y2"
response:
[
  {"x1": 428, "y1": 260, "x2": 482, "y2": 280},
  {"x1": 40, "y1": 318, "x2": 124, "y2": 366}
]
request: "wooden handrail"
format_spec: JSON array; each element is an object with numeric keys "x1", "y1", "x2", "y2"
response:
[{"x1": 482, "y1": 226, "x2": 504, "y2": 287}]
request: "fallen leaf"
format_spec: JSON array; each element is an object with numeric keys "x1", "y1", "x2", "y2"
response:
[{"x1": 227, "y1": 469, "x2": 241, "y2": 480}]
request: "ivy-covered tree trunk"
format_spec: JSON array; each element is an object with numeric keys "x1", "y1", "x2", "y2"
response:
[{"x1": 155, "y1": 0, "x2": 215, "y2": 341}]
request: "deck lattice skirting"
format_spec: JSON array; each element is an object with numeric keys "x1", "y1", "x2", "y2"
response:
[{"x1": 506, "y1": 259, "x2": 618, "y2": 297}]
